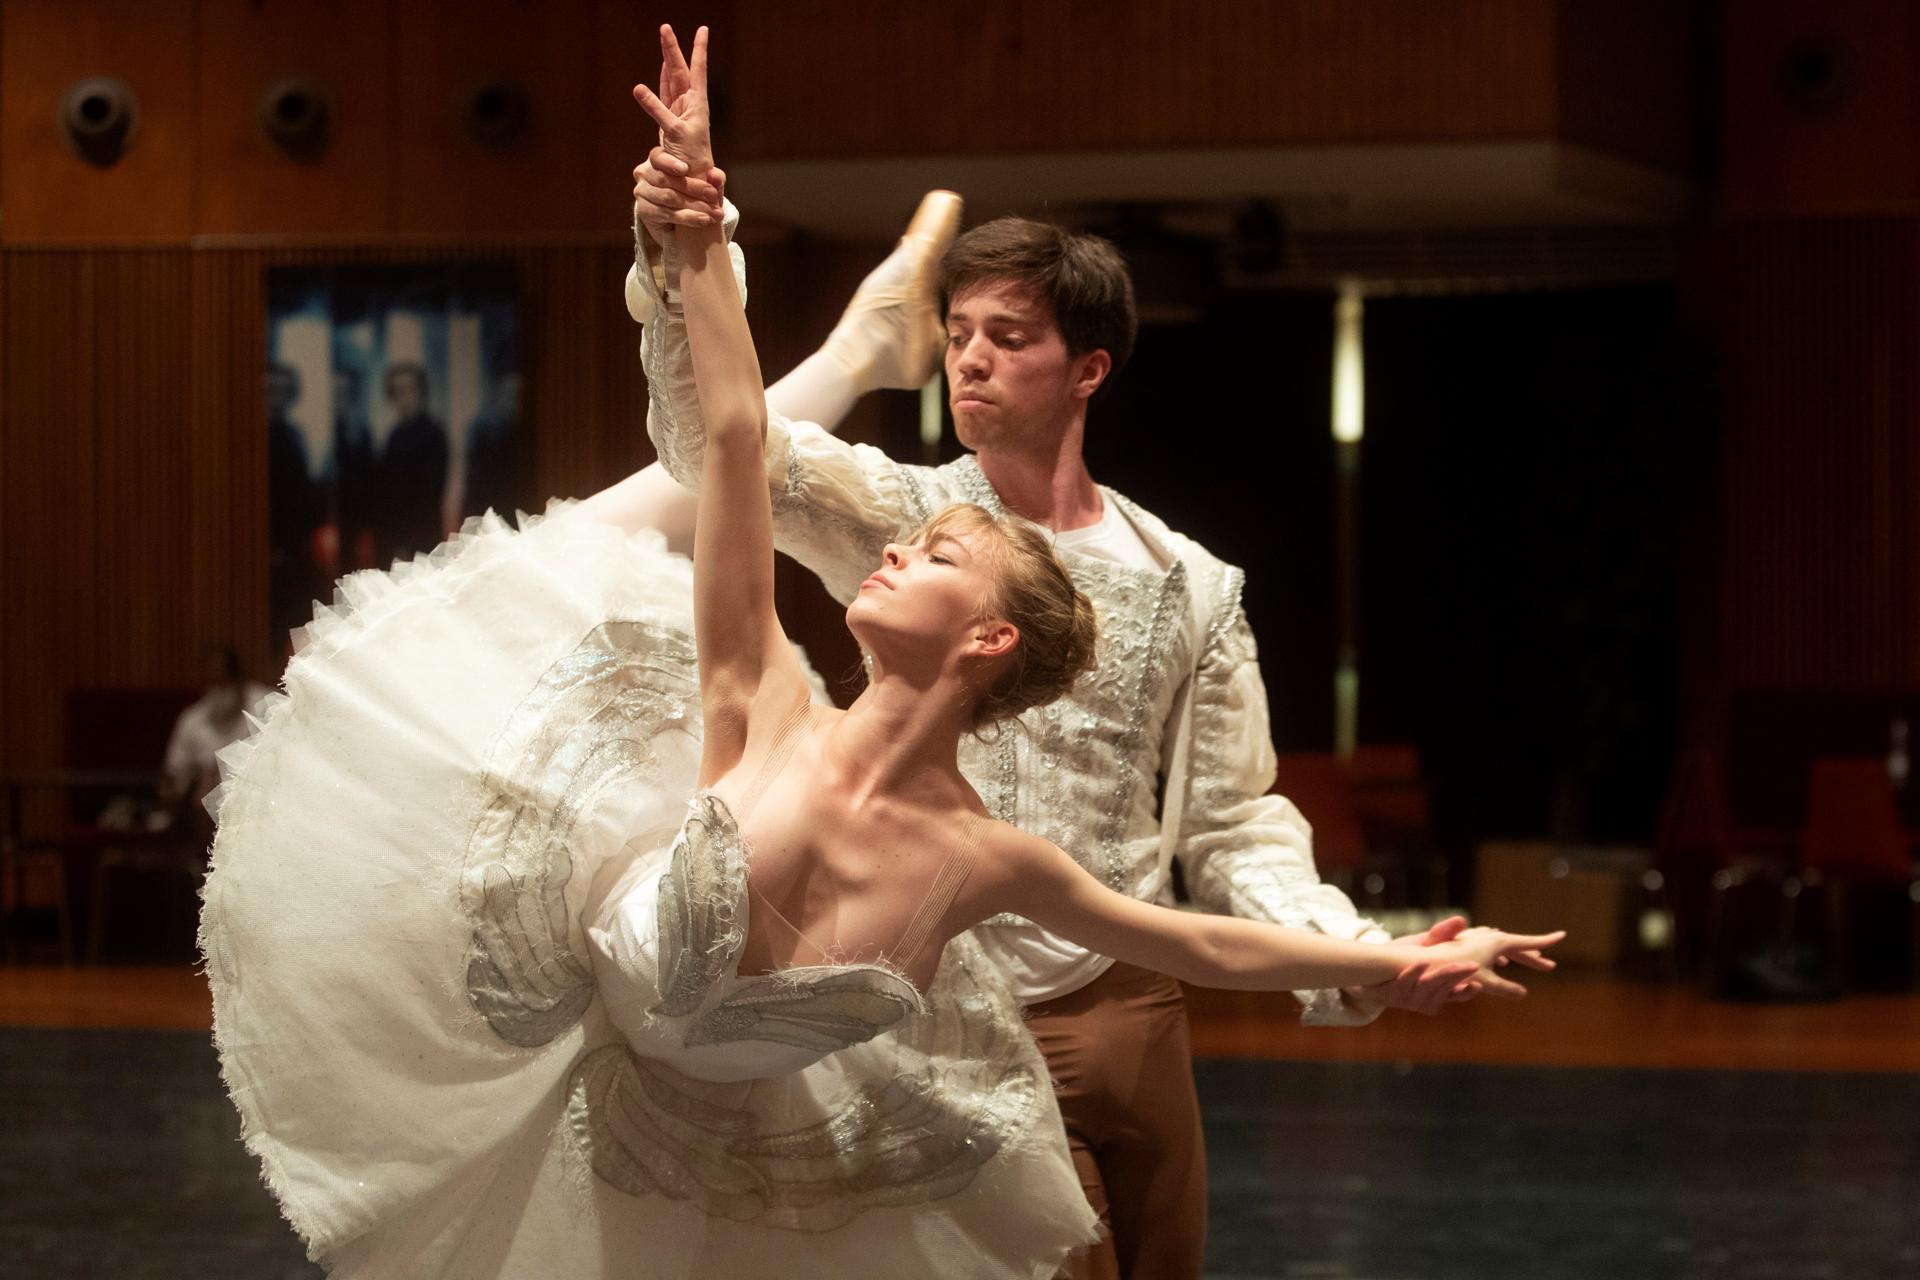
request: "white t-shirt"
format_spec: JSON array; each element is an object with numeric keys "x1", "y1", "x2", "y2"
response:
[
  {"x1": 1050, "y1": 498, "x2": 1162, "y2": 572},
  {"x1": 982, "y1": 498, "x2": 1166, "y2": 1006},
  {"x1": 164, "y1": 683, "x2": 271, "y2": 806}
]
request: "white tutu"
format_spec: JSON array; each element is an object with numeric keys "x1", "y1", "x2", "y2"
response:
[{"x1": 200, "y1": 503, "x2": 1098, "y2": 1279}]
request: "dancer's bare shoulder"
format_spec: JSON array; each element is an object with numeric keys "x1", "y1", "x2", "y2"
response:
[
  {"x1": 959, "y1": 816, "x2": 1099, "y2": 924},
  {"x1": 957, "y1": 817, "x2": 1195, "y2": 974}
]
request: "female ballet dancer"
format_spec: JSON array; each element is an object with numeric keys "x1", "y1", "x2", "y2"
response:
[{"x1": 201, "y1": 26, "x2": 1560, "y2": 1279}]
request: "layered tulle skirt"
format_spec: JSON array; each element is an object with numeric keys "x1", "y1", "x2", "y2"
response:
[{"x1": 199, "y1": 503, "x2": 1097, "y2": 1278}]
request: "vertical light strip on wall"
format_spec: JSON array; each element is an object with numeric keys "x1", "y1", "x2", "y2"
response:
[
  {"x1": 1333, "y1": 281, "x2": 1366, "y2": 446},
  {"x1": 919, "y1": 375, "x2": 943, "y2": 464},
  {"x1": 1332, "y1": 280, "x2": 1365, "y2": 759}
]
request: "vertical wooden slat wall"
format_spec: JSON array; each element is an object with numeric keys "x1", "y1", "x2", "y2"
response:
[
  {"x1": 0, "y1": 249, "x2": 7, "y2": 768},
  {"x1": 0, "y1": 242, "x2": 657, "y2": 776},
  {"x1": 728, "y1": 0, "x2": 1559, "y2": 159},
  {"x1": 4, "y1": 254, "x2": 97, "y2": 774},
  {"x1": 1711, "y1": 217, "x2": 1920, "y2": 692}
]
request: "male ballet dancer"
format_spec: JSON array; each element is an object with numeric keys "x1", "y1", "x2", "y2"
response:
[{"x1": 615, "y1": 38, "x2": 1498, "y2": 1278}]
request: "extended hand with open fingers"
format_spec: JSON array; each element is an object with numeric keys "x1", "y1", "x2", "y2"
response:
[
  {"x1": 632, "y1": 24, "x2": 718, "y2": 209},
  {"x1": 1437, "y1": 926, "x2": 1565, "y2": 999}
]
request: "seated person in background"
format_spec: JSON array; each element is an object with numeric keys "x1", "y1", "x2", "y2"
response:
[{"x1": 162, "y1": 646, "x2": 270, "y2": 815}]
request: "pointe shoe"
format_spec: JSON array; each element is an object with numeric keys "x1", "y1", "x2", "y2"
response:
[{"x1": 823, "y1": 190, "x2": 964, "y2": 393}]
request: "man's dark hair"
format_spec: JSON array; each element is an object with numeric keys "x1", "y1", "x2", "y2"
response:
[{"x1": 939, "y1": 217, "x2": 1138, "y2": 389}]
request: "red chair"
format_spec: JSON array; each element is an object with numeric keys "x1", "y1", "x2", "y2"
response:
[
  {"x1": 1, "y1": 687, "x2": 202, "y2": 963},
  {"x1": 1344, "y1": 743, "x2": 1421, "y2": 788},
  {"x1": 72, "y1": 687, "x2": 209, "y2": 963},
  {"x1": 1656, "y1": 750, "x2": 1740, "y2": 871},
  {"x1": 1272, "y1": 751, "x2": 1441, "y2": 909},
  {"x1": 1656, "y1": 749, "x2": 1795, "y2": 989},
  {"x1": 1802, "y1": 759, "x2": 1911, "y2": 884},
  {"x1": 1799, "y1": 758, "x2": 1919, "y2": 990},
  {"x1": 1271, "y1": 753, "x2": 1366, "y2": 881},
  {"x1": 1341, "y1": 743, "x2": 1447, "y2": 906}
]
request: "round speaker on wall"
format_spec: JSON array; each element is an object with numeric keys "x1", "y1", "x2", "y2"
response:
[
  {"x1": 259, "y1": 77, "x2": 332, "y2": 161},
  {"x1": 1779, "y1": 37, "x2": 1853, "y2": 114},
  {"x1": 58, "y1": 76, "x2": 139, "y2": 167},
  {"x1": 465, "y1": 81, "x2": 531, "y2": 148}
]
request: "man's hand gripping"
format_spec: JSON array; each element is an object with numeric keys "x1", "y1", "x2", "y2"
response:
[
  {"x1": 1346, "y1": 914, "x2": 1557, "y2": 1015},
  {"x1": 632, "y1": 24, "x2": 726, "y2": 236}
]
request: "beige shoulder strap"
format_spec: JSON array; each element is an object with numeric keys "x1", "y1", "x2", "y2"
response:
[
  {"x1": 886, "y1": 812, "x2": 986, "y2": 971},
  {"x1": 733, "y1": 700, "x2": 813, "y2": 825}
]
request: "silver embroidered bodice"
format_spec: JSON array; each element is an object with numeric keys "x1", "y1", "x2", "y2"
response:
[
  {"x1": 589, "y1": 791, "x2": 926, "y2": 1084},
  {"x1": 569, "y1": 791, "x2": 1043, "y2": 1231}
]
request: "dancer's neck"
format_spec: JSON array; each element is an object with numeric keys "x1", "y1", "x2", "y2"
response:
[
  {"x1": 827, "y1": 672, "x2": 972, "y2": 807},
  {"x1": 974, "y1": 415, "x2": 1103, "y2": 533}
]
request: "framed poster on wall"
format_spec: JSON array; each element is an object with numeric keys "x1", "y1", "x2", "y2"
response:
[{"x1": 265, "y1": 264, "x2": 522, "y2": 650}]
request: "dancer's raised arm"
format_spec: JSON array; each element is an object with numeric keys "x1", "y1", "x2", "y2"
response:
[{"x1": 633, "y1": 26, "x2": 809, "y2": 780}]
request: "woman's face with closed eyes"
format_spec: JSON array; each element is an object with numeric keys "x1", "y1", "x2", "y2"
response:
[
  {"x1": 844, "y1": 504, "x2": 1026, "y2": 692},
  {"x1": 847, "y1": 528, "x2": 994, "y2": 647}
]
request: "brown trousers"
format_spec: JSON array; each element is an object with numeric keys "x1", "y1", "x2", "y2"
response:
[{"x1": 1025, "y1": 960, "x2": 1208, "y2": 1280}]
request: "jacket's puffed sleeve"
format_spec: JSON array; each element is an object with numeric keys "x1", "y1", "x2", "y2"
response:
[
  {"x1": 1175, "y1": 586, "x2": 1392, "y2": 1026},
  {"x1": 631, "y1": 204, "x2": 921, "y2": 605}
]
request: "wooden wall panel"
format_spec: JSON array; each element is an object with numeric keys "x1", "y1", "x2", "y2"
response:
[
  {"x1": 2, "y1": 255, "x2": 99, "y2": 774},
  {"x1": 577, "y1": 243, "x2": 654, "y2": 500},
  {"x1": 194, "y1": 0, "x2": 395, "y2": 235},
  {"x1": 0, "y1": 0, "x2": 198, "y2": 243},
  {"x1": 0, "y1": 229, "x2": 920, "y2": 777},
  {"x1": 1710, "y1": 218, "x2": 1920, "y2": 690},
  {"x1": 0, "y1": 251, "x2": 8, "y2": 765},
  {"x1": 590, "y1": 2, "x2": 740, "y2": 233},
  {"x1": 0, "y1": 241, "x2": 672, "y2": 775},
  {"x1": 726, "y1": 0, "x2": 1558, "y2": 159},
  {"x1": 389, "y1": 0, "x2": 598, "y2": 236},
  {"x1": 523, "y1": 246, "x2": 603, "y2": 503},
  {"x1": 90, "y1": 252, "x2": 197, "y2": 685},
  {"x1": 1555, "y1": 0, "x2": 1700, "y2": 173},
  {"x1": 1722, "y1": 0, "x2": 1920, "y2": 216},
  {"x1": 187, "y1": 250, "x2": 266, "y2": 665},
  {"x1": 1, "y1": 0, "x2": 1646, "y2": 244}
]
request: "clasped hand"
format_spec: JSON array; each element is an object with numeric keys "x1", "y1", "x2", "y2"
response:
[
  {"x1": 1355, "y1": 915, "x2": 1563, "y2": 1014},
  {"x1": 632, "y1": 25, "x2": 726, "y2": 232},
  {"x1": 1436, "y1": 925, "x2": 1564, "y2": 1000}
]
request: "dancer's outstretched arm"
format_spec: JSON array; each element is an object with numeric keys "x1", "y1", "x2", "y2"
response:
[
  {"x1": 634, "y1": 26, "x2": 809, "y2": 781},
  {"x1": 975, "y1": 828, "x2": 1562, "y2": 996}
]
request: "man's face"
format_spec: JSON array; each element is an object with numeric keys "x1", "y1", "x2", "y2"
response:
[
  {"x1": 385, "y1": 370, "x2": 425, "y2": 418},
  {"x1": 266, "y1": 370, "x2": 298, "y2": 418},
  {"x1": 944, "y1": 282, "x2": 1084, "y2": 453}
]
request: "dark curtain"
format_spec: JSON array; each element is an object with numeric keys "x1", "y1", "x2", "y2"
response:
[{"x1": 1359, "y1": 286, "x2": 1701, "y2": 852}]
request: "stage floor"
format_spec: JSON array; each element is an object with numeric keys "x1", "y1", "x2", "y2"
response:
[{"x1": 3, "y1": 968, "x2": 1916, "y2": 1278}]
